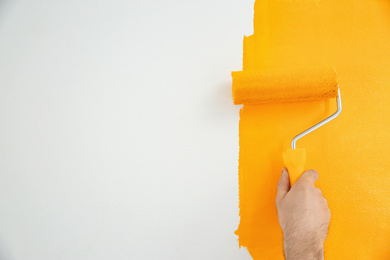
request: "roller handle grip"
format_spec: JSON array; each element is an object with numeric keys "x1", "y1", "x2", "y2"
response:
[{"x1": 283, "y1": 148, "x2": 306, "y2": 186}]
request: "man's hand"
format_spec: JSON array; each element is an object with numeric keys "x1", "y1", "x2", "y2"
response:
[{"x1": 275, "y1": 168, "x2": 331, "y2": 260}]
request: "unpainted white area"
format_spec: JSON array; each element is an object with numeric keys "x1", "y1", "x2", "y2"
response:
[{"x1": 0, "y1": 0, "x2": 253, "y2": 259}]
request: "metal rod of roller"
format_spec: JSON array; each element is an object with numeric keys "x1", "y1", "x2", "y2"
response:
[{"x1": 291, "y1": 87, "x2": 342, "y2": 149}]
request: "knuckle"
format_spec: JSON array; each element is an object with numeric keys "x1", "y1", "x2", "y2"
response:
[
  {"x1": 323, "y1": 201, "x2": 328, "y2": 208},
  {"x1": 325, "y1": 208, "x2": 331, "y2": 220},
  {"x1": 322, "y1": 199, "x2": 330, "y2": 212}
]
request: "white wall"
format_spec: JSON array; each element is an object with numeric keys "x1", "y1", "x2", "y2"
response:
[{"x1": 0, "y1": 0, "x2": 254, "y2": 259}]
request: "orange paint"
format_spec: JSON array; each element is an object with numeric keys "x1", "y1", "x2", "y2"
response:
[{"x1": 235, "y1": 0, "x2": 390, "y2": 258}]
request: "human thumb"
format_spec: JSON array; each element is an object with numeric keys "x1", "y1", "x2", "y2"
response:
[{"x1": 276, "y1": 168, "x2": 290, "y2": 201}]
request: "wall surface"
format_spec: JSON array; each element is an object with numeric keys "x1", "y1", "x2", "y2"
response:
[{"x1": 0, "y1": 0, "x2": 254, "y2": 259}]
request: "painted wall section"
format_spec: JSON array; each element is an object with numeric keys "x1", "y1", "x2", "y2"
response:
[{"x1": 236, "y1": 0, "x2": 390, "y2": 258}]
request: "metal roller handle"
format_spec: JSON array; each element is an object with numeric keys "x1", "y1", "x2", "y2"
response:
[{"x1": 291, "y1": 87, "x2": 342, "y2": 149}]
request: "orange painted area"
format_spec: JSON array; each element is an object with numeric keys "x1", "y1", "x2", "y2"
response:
[{"x1": 235, "y1": 0, "x2": 390, "y2": 259}]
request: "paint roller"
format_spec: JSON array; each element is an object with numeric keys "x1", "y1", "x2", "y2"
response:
[{"x1": 232, "y1": 66, "x2": 342, "y2": 185}]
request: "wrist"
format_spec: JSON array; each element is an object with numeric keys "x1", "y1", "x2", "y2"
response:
[{"x1": 284, "y1": 238, "x2": 324, "y2": 260}]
